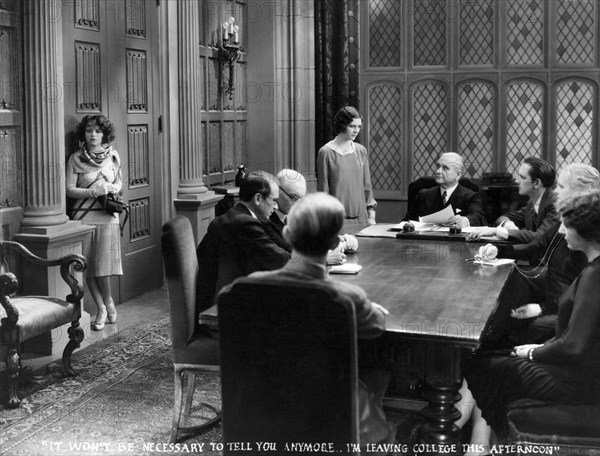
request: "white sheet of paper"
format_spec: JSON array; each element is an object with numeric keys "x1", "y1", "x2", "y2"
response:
[
  {"x1": 474, "y1": 258, "x2": 515, "y2": 267},
  {"x1": 357, "y1": 224, "x2": 398, "y2": 237},
  {"x1": 419, "y1": 205, "x2": 455, "y2": 224},
  {"x1": 329, "y1": 264, "x2": 363, "y2": 274}
]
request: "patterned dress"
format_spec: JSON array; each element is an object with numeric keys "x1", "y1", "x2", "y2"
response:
[{"x1": 66, "y1": 147, "x2": 123, "y2": 277}]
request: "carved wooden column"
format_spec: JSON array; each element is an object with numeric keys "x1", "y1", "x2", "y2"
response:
[
  {"x1": 21, "y1": 0, "x2": 69, "y2": 227},
  {"x1": 16, "y1": 0, "x2": 93, "y2": 355},
  {"x1": 275, "y1": 0, "x2": 316, "y2": 185},
  {"x1": 173, "y1": 0, "x2": 222, "y2": 242},
  {"x1": 177, "y1": 0, "x2": 207, "y2": 196}
]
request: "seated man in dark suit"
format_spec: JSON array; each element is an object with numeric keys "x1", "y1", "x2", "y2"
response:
[
  {"x1": 263, "y1": 169, "x2": 358, "y2": 264},
  {"x1": 263, "y1": 169, "x2": 307, "y2": 252},
  {"x1": 196, "y1": 172, "x2": 291, "y2": 309},
  {"x1": 476, "y1": 163, "x2": 599, "y2": 347},
  {"x1": 405, "y1": 152, "x2": 485, "y2": 227},
  {"x1": 470, "y1": 157, "x2": 558, "y2": 243},
  {"x1": 221, "y1": 192, "x2": 395, "y2": 446}
]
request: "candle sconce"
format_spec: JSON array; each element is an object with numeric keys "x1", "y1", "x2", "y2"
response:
[{"x1": 218, "y1": 17, "x2": 241, "y2": 101}]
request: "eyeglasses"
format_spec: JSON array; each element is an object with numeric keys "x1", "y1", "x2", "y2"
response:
[
  {"x1": 279, "y1": 186, "x2": 301, "y2": 202},
  {"x1": 263, "y1": 194, "x2": 278, "y2": 205}
]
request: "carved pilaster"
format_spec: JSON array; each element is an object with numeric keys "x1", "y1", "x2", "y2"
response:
[
  {"x1": 177, "y1": 0, "x2": 207, "y2": 195},
  {"x1": 21, "y1": 0, "x2": 69, "y2": 227}
]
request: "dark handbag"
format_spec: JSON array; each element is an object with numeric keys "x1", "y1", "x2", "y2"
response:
[
  {"x1": 98, "y1": 193, "x2": 130, "y2": 236},
  {"x1": 99, "y1": 193, "x2": 126, "y2": 214}
]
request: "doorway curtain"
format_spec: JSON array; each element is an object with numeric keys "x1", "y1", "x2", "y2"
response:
[{"x1": 314, "y1": 0, "x2": 352, "y2": 159}]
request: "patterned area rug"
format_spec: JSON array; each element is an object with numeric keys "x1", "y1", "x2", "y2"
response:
[
  {"x1": 0, "y1": 318, "x2": 222, "y2": 456},
  {"x1": 0, "y1": 316, "x2": 428, "y2": 456},
  {"x1": 4, "y1": 317, "x2": 597, "y2": 456}
]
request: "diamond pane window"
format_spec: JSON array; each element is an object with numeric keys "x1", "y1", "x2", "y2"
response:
[
  {"x1": 414, "y1": 0, "x2": 447, "y2": 66},
  {"x1": 368, "y1": 84, "x2": 403, "y2": 191},
  {"x1": 459, "y1": 0, "x2": 495, "y2": 66},
  {"x1": 555, "y1": 80, "x2": 594, "y2": 172},
  {"x1": 369, "y1": 0, "x2": 402, "y2": 67},
  {"x1": 458, "y1": 82, "x2": 496, "y2": 178},
  {"x1": 412, "y1": 83, "x2": 448, "y2": 180},
  {"x1": 505, "y1": 81, "x2": 544, "y2": 178},
  {"x1": 556, "y1": 0, "x2": 595, "y2": 65},
  {"x1": 506, "y1": 0, "x2": 544, "y2": 65}
]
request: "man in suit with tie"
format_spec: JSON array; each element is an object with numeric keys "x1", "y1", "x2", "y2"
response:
[
  {"x1": 263, "y1": 169, "x2": 358, "y2": 263},
  {"x1": 263, "y1": 169, "x2": 307, "y2": 252},
  {"x1": 196, "y1": 172, "x2": 291, "y2": 309},
  {"x1": 405, "y1": 152, "x2": 486, "y2": 227},
  {"x1": 471, "y1": 157, "x2": 558, "y2": 243},
  {"x1": 475, "y1": 163, "x2": 599, "y2": 347}
]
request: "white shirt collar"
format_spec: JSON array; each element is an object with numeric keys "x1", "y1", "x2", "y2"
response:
[
  {"x1": 441, "y1": 182, "x2": 460, "y2": 199},
  {"x1": 532, "y1": 193, "x2": 544, "y2": 214},
  {"x1": 247, "y1": 207, "x2": 258, "y2": 219},
  {"x1": 274, "y1": 209, "x2": 287, "y2": 224}
]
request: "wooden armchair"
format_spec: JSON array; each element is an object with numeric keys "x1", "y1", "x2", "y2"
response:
[{"x1": 0, "y1": 241, "x2": 87, "y2": 408}]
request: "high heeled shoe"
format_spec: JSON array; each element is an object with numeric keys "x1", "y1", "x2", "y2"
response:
[
  {"x1": 106, "y1": 300, "x2": 118, "y2": 324},
  {"x1": 91, "y1": 320, "x2": 105, "y2": 331},
  {"x1": 91, "y1": 307, "x2": 107, "y2": 331}
]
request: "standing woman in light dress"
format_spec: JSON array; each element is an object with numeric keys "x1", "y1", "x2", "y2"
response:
[
  {"x1": 66, "y1": 115, "x2": 122, "y2": 331},
  {"x1": 317, "y1": 106, "x2": 377, "y2": 234}
]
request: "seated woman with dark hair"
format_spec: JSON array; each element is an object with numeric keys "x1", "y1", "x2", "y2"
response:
[
  {"x1": 244, "y1": 192, "x2": 396, "y2": 446},
  {"x1": 455, "y1": 191, "x2": 600, "y2": 456}
]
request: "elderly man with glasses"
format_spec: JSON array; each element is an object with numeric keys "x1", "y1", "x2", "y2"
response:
[
  {"x1": 196, "y1": 172, "x2": 291, "y2": 310},
  {"x1": 263, "y1": 169, "x2": 358, "y2": 264}
]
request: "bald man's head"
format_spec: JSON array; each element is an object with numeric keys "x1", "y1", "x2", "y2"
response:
[{"x1": 276, "y1": 169, "x2": 307, "y2": 215}]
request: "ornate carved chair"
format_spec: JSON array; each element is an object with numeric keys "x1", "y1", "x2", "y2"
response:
[
  {"x1": 0, "y1": 241, "x2": 87, "y2": 408},
  {"x1": 217, "y1": 277, "x2": 360, "y2": 454},
  {"x1": 161, "y1": 216, "x2": 221, "y2": 444}
]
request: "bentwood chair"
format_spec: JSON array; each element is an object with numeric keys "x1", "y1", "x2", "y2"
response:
[
  {"x1": 0, "y1": 241, "x2": 86, "y2": 408},
  {"x1": 217, "y1": 277, "x2": 360, "y2": 455},
  {"x1": 161, "y1": 216, "x2": 220, "y2": 443}
]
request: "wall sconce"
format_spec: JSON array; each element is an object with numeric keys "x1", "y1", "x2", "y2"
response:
[{"x1": 218, "y1": 17, "x2": 241, "y2": 100}]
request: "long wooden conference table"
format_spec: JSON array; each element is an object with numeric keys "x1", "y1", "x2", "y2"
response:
[
  {"x1": 201, "y1": 231, "x2": 514, "y2": 453},
  {"x1": 336, "y1": 234, "x2": 513, "y2": 452}
]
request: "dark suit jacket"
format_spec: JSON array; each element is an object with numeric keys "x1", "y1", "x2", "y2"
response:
[
  {"x1": 262, "y1": 212, "x2": 291, "y2": 253},
  {"x1": 496, "y1": 188, "x2": 558, "y2": 243},
  {"x1": 196, "y1": 203, "x2": 291, "y2": 310},
  {"x1": 405, "y1": 183, "x2": 486, "y2": 226},
  {"x1": 497, "y1": 221, "x2": 587, "y2": 313}
]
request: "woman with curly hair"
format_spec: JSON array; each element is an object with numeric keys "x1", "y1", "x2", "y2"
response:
[{"x1": 66, "y1": 115, "x2": 122, "y2": 331}]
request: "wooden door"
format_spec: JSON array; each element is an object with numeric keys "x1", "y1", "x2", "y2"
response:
[{"x1": 62, "y1": 0, "x2": 162, "y2": 303}]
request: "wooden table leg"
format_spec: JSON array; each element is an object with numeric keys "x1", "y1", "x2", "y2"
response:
[{"x1": 419, "y1": 344, "x2": 464, "y2": 456}]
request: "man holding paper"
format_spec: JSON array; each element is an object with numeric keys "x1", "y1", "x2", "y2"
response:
[{"x1": 405, "y1": 152, "x2": 486, "y2": 227}]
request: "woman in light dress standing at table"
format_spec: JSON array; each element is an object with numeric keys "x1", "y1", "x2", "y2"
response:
[
  {"x1": 317, "y1": 106, "x2": 377, "y2": 234},
  {"x1": 66, "y1": 115, "x2": 122, "y2": 331}
]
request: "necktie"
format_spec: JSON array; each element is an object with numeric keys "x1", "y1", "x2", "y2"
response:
[{"x1": 442, "y1": 191, "x2": 447, "y2": 205}]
